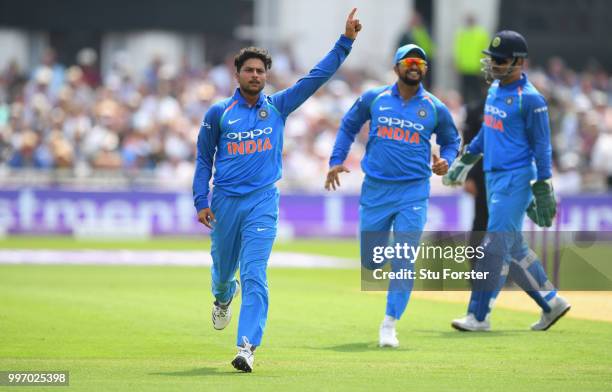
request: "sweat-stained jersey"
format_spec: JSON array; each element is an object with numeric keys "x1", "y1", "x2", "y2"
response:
[
  {"x1": 466, "y1": 73, "x2": 553, "y2": 180},
  {"x1": 329, "y1": 83, "x2": 460, "y2": 181},
  {"x1": 193, "y1": 35, "x2": 353, "y2": 211}
]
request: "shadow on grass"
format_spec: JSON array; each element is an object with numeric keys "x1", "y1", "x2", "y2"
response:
[
  {"x1": 151, "y1": 367, "x2": 243, "y2": 377},
  {"x1": 413, "y1": 329, "x2": 531, "y2": 338},
  {"x1": 317, "y1": 342, "x2": 410, "y2": 352},
  {"x1": 309, "y1": 330, "x2": 532, "y2": 352},
  {"x1": 151, "y1": 367, "x2": 281, "y2": 378}
]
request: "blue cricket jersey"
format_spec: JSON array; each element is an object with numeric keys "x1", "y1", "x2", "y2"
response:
[
  {"x1": 329, "y1": 83, "x2": 460, "y2": 181},
  {"x1": 193, "y1": 35, "x2": 353, "y2": 211},
  {"x1": 466, "y1": 73, "x2": 553, "y2": 180}
]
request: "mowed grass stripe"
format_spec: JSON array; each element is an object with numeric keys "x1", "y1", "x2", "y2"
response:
[{"x1": 1, "y1": 265, "x2": 611, "y2": 391}]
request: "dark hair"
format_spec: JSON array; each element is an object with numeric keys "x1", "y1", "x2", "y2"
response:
[{"x1": 234, "y1": 47, "x2": 272, "y2": 72}]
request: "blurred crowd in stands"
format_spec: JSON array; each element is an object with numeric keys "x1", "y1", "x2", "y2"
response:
[{"x1": 0, "y1": 37, "x2": 610, "y2": 193}]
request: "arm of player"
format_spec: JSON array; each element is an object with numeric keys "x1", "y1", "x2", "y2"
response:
[
  {"x1": 325, "y1": 89, "x2": 377, "y2": 190},
  {"x1": 466, "y1": 126, "x2": 484, "y2": 156},
  {"x1": 525, "y1": 94, "x2": 553, "y2": 181},
  {"x1": 193, "y1": 105, "x2": 221, "y2": 229},
  {"x1": 270, "y1": 8, "x2": 361, "y2": 117},
  {"x1": 524, "y1": 94, "x2": 556, "y2": 227},
  {"x1": 432, "y1": 103, "x2": 461, "y2": 175}
]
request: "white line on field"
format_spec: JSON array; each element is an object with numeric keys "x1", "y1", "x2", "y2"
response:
[{"x1": 0, "y1": 249, "x2": 357, "y2": 269}]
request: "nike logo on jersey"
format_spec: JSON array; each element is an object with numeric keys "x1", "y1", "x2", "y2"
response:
[
  {"x1": 379, "y1": 106, "x2": 392, "y2": 111},
  {"x1": 228, "y1": 118, "x2": 241, "y2": 125},
  {"x1": 413, "y1": 206, "x2": 422, "y2": 211},
  {"x1": 256, "y1": 228, "x2": 267, "y2": 232}
]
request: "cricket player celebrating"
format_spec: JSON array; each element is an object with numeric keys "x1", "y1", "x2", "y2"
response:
[
  {"x1": 325, "y1": 44, "x2": 460, "y2": 347},
  {"x1": 193, "y1": 9, "x2": 362, "y2": 372},
  {"x1": 443, "y1": 30, "x2": 570, "y2": 331}
]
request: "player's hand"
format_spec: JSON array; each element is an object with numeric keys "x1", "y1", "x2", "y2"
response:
[
  {"x1": 432, "y1": 154, "x2": 449, "y2": 176},
  {"x1": 344, "y1": 8, "x2": 362, "y2": 39},
  {"x1": 197, "y1": 208, "x2": 216, "y2": 229},
  {"x1": 325, "y1": 165, "x2": 350, "y2": 191},
  {"x1": 526, "y1": 179, "x2": 557, "y2": 227},
  {"x1": 442, "y1": 152, "x2": 481, "y2": 186}
]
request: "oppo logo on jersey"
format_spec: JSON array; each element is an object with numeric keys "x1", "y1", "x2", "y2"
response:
[
  {"x1": 376, "y1": 115, "x2": 422, "y2": 144},
  {"x1": 484, "y1": 105, "x2": 507, "y2": 118},
  {"x1": 377, "y1": 116, "x2": 425, "y2": 131},
  {"x1": 226, "y1": 127, "x2": 273, "y2": 141}
]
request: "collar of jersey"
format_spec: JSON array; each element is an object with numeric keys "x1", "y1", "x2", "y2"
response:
[
  {"x1": 232, "y1": 88, "x2": 266, "y2": 108},
  {"x1": 391, "y1": 83, "x2": 425, "y2": 99},
  {"x1": 498, "y1": 73, "x2": 528, "y2": 90}
]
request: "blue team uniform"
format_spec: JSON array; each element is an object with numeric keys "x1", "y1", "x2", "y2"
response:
[
  {"x1": 193, "y1": 35, "x2": 354, "y2": 347},
  {"x1": 330, "y1": 83, "x2": 460, "y2": 319},
  {"x1": 466, "y1": 73, "x2": 558, "y2": 321}
]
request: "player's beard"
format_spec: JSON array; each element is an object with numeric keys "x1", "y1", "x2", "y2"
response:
[
  {"x1": 240, "y1": 79, "x2": 265, "y2": 96},
  {"x1": 400, "y1": 69, "x2": 423, "y2": 86}
]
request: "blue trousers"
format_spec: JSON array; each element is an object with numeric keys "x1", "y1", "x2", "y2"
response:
[
  {"x1": 360, "y1": 176, "x2": 429, "y2": 320},
  {"x1": 468, "y1": 166, "x2": 556, "y2": 321},
  {"x1": 210, "y1": 186, "x2": 279, "y2": 347}
]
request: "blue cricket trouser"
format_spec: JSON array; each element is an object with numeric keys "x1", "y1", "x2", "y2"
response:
[
  {"x1": 468, "y1": 165, "x2": 557, "y2": 321},
  {"x1": 210, "y1": 185, "x2": 279, "y2": 347},
  {"x1": 359, "y1": 176, "x2": 428, "y2": 320}
]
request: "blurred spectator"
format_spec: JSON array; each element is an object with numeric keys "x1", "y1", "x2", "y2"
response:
[
  {"x1": 0, "y1": 44, "x2": 610, "y2": 193},
  {"x1": 144, "y1": 55, "x2": 164, "y2": 93},
  {"x1": 591, "y1": 125, "x2": 612, "y2": 189},
  {"x1": 454, "y1": 14, "x2": 489, "y2": 105},
  {"x1": 208, "y1": 55, "x2": 235, "y2": 96},
  {"x1": 31, "y1": 48, "x2": 65, "y2": 99},
  {"x1": 396, "y1": 11, "x2": 435, "y2": 87},
  {"x1": 397, "y1": 11, "x2": 435, "y2": 59},
  {"x1": 2, "y1": 59, "x2": 27, "y2": 102},
  {"x1": 74, "y1": 48, "x2": 100, "y2": 88},
  {"x1": 8, "y1": 129, "x2": 53, "y2": 168}
]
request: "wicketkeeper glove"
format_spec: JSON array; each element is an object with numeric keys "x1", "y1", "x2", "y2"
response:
[
  {"x1": 526, "y1": 179, "x2": 557, "y2": 227},
  {"x1": 442, "y1": 152, "x2": 482, "y2": 186}
]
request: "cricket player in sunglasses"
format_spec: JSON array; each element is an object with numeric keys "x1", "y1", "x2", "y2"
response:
[
  {"x1": 443, "y1": 30, "x2": 570, "y2": 332},
  {"x1": 325, "y1": 44, "x2": 461, "y2": 347}
]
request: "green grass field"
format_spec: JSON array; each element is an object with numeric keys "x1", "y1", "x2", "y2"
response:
[{"x1": 1, "y1": 238, "x2": 612, "y2": 391}]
